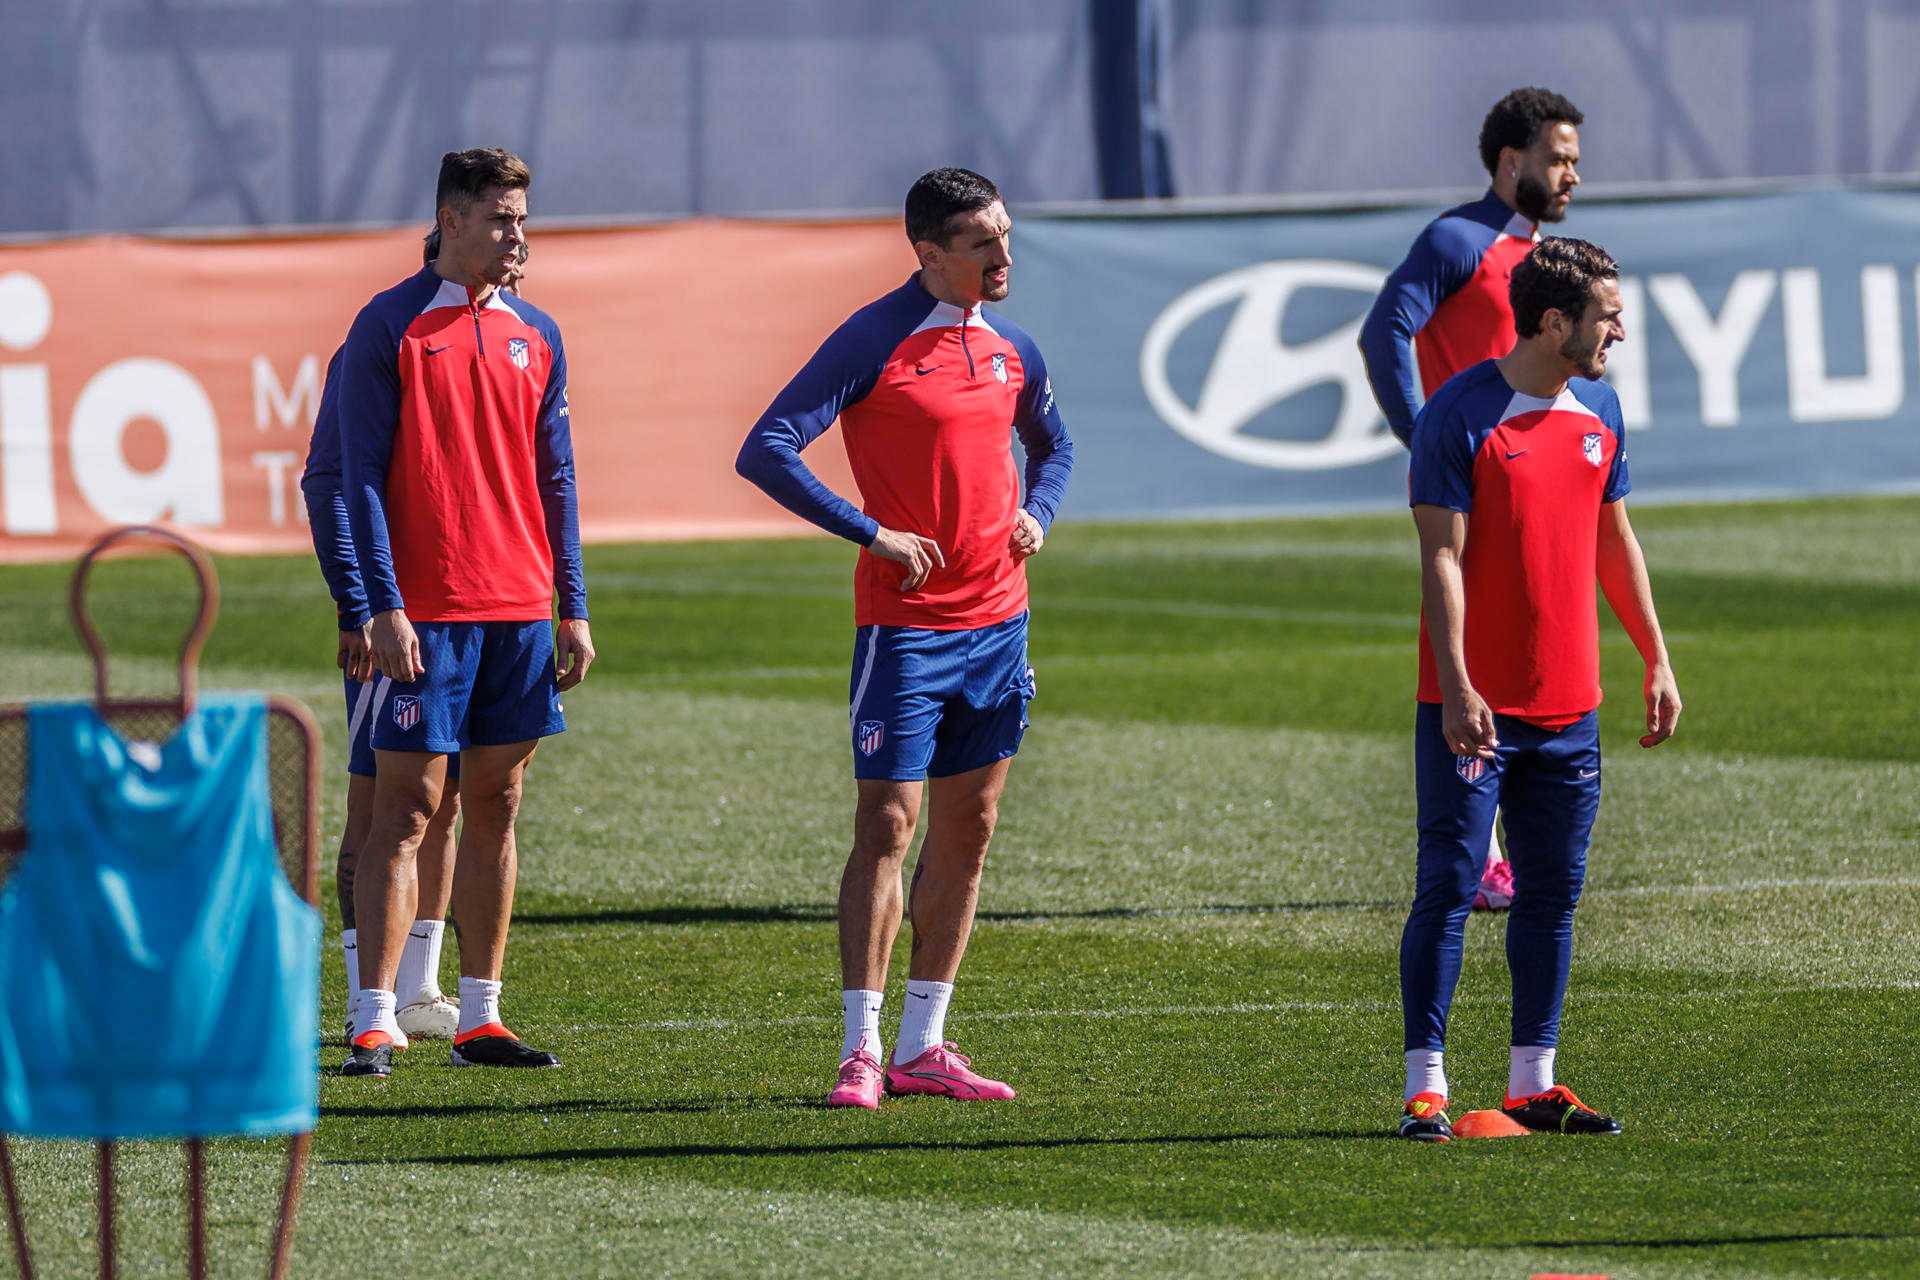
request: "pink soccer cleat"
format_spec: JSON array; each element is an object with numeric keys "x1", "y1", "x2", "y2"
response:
[
  {"x1": 1473, "y1": 858, "x2": 1515, "y2": 911},
  {"x1": 885, "y1": 1042, "x2": 1016, "y2": 1101},
  {"x1": 827, "y1": 1048, "x2": 885, "y2": 1110}
]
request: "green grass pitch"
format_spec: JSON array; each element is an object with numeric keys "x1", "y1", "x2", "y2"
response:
[{"x1": 1, "y1": 496, "x2": 1917, "y2": 1278}]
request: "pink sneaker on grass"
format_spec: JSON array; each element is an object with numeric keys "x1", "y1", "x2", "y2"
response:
[
  {"x1": 827, "y1": 1048, "x2": 885, "y2": 1110},
  {"x1": 884, "y1": 1042, "x2": 1016, "y2": 1101},
  {"x1": 1473, "y1": 858, "x2": 1515, "y2": 911}
]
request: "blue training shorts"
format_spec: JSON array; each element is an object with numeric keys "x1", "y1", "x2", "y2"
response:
[
  {"x1": 848, "y1": 611, "x2": 1035, "y2": 781},
  {"x1": 343, "y1": 673, "x2": 460, "y2": 779},
  {"x1": 367, "y1": 621, "x2": 565, "y2": 756}
]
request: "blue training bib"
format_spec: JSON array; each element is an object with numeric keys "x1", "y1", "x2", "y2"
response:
[{"x1": 0, "y1": 695, "x2": 319, "y2": 1139}]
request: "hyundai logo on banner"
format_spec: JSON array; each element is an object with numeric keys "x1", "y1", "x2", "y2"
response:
[{"x1": 1139, "y1": 260, "x2": 1401, "y2": 472}]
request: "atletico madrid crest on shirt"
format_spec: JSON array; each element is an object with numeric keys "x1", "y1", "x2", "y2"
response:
[
  {"x1": 391, "y1": 695, "x2": 421, "y2": 731},
  {"x1": 507, "y1": 337, "x2": 530, "y2": 370},
  {"x1": 1455, "y1": 754, "x2": 1488, "y2": 784},
  {"x1": 857, "y1": 720, "x2": 885, "y2": 756},
  {"x1": 1582, "y1": 432, "x2": 1604, "y2": 467},
  {"x1": 991, "y1": 352, "x2": 1008, "y2": 384}
]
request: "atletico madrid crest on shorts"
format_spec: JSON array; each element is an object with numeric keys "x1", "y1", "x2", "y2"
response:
[
  {"x1": 1582, "y1": 432, "x2": 1604, "y2": 467},
  {"x1": 1455, "y1": 754, "x2": 1488, "y2": 784},
  {"x1": 391, "y1": 695, "x2": 421, "y2": 731},
  {"x1": 857, "y1": 720, "x2": 885, "y2": 757},
  {"x1": 507, "y1": 337, "x2": 530, "y2": 370}
]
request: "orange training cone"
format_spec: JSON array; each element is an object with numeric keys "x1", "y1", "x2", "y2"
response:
[{"x1": 1452, "y1": 1108, "x2": 1531, "y2": 1139}]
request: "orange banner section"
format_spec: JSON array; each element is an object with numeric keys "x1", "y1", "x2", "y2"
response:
[{"x1": 0, "y1": 221, "x2": 911, "y2": 561}]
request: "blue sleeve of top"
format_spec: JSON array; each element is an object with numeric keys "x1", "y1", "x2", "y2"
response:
[
  {"x1": 1600, "y1": 392, "x2": 1632, "y2": 504},
  {"x1": 1406, "y1": 383, "x2": 1477, "y2": 513},
  {"x1": 338, "y1": 306, "x2": 406, "y2": 616},
  {"x1": 297, "y1": 349, "x2": 371, "y2": 629},
  {"x1": 1359, "y1": 219, "x2": 1482, "y2": 446},
  {"x1": 734, "y1": 317, "x2": 884, "y2": 546},
  {"x1": 1007, "y1": 331, "x2": 1074, "y2": 532},
  {"x1": 534, "y1": 327, "x2": 589, "y2": 620}
]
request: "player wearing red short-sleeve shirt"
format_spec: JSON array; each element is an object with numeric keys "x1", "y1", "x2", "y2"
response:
[{"x1": 1395, "y1": 239, "x2": 1682, "y2": 1142}]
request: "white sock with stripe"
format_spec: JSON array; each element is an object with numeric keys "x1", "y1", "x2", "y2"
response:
[
  {"x1": 395, "y1": 920, "x2": 447, "y2": 1003},
  {"x1": 341, "y1": 928, "x2": 360, "y2": 1006},
  {"x1": 457, "y1": 977, "x2": 503, "y2": 1037},
  {"x1": 893, "y1": 979, "x2": 954, "y2": 1065},
  {"x1": 1508, "y1": 1045, "x2": 1556, "y2": 1101},
  {"x1": 841, "y1": 989, "x2": 884, "y2": 1061}
]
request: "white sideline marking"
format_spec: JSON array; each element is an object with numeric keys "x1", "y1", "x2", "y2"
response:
[{"x1": 563, "y1": 979, "x2": 1920, "y2": 1036}]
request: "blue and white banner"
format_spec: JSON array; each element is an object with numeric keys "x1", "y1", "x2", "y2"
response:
[{"x1": 1003, "y1": 188, "x2": 1920, "y2": 517}]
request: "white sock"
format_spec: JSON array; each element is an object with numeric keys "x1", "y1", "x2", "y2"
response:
[
  {"x1": 395, "y1": 920, "x2": 447, "y2": 1003},
  {"x1": 341, "y1": 928, "x2": 360, "y2": 1005},
  {"x1": 350, "y1": 988, "x2": 404, "y2": 1047},
  {"x1": 840, "y1": 989, "x2": 884, "y2": 1061},
  {"x1": 893, "y1": 979, "x2": 954, "y2": 1065},
  {"x1": 1404, "y1": 1048, "x2": 1447, "y2": 1103},
  {"x1": 1487, "y1": 816, "x2": 1506, "y2": 864},
  {"x1": 1509, "y1": 1045, "x2": 1556, "y2": 1100},
  {"x1": 457, "y1": 976, "x2": 503, "y2": 1036}
]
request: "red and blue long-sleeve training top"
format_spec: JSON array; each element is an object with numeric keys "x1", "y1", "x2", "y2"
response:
[
  {"x1": 297, "y1": 347, "x2": 371, "y2": 631},
  {"x1": 735, "y1": 274, "x2": 1075, "y2": 631},
  {"x1": 1359, "y1": 190, "x2": 1539, "y2": 445},
  {"x1": 338, "y1": 266, "x2": 586, "y2": 624},
  {"x1": 1409, "y1": 361, "x2": 1630, "y2": 726}
]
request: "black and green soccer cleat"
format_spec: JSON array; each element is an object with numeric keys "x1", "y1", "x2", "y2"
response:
[
  {"x1": 1397, "y1": 1090, "x2": 1454, "y2": 1142},
  {"x1": 1502, "y1": 1084, "x2": 1621, "y2": 1134}
]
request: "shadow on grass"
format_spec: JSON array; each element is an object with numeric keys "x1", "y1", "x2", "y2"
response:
[
  {"x1": 320, "y1": 1097, "x2": 772, "y2": 1120},
  {"x1": 1454, "y1": 1230, "x2": 1919, "y2": 1253},
  {"x1": 321, "y1": 1128, "x2": 1386, "y2": 1167},
  {"x1": 512, "y1": 899, "x2": 1399, "y2": 929}
]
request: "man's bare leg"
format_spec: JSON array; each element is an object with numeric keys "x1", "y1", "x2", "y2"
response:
[
  {"x1": 885, "y1": 759, "x2": 1016, "y2": 1097},
  {"x1": 392, "y1": 787, "x2": 462, "y2": 1036},
  {"x1": 349, "y1": 751, "x2": 447, "y2": 1048},
  {"x1": 443, "y1": 740, "x2": 558, "y2": 1067},
  {"x1": 838, "y1": 780, "x2": 922, "y2": 995},
  {"x1": 335, "y1": 775, "x2": 375, "y2": 1031}
]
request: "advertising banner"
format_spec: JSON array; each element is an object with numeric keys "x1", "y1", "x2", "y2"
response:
[
  {"x1": 2, "y1": 188, "x2": 1915, "y2": 561},
  {"x1": 0, "y1": 220, "x2": 908, "y2": 560},
  {"x1": 1000, "y1": 188, "x2": 1920, "y2": 518}
]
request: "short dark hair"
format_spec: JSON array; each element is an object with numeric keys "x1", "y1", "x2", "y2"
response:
[
  {"x1": 905, "y1": 167, "x2": 1001, "y2": 247},
  {"x1": 422, "y1": 226, "x2": 440, "y2": 264},
  {"x1": 1510, "y1": 237, "x2": 1619, "y2": 338},
  {"x1": 1478, "y1": 87, "x2": 1583, "y2": 176},
  {"x1": 436, "y1": 147, "x2": 531, "y2": 213}
]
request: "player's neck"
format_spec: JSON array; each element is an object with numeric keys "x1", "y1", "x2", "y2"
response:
[
  {"x1": 434, "y1": 257, "x2": 497, "y2": 306},
  {"x1": 1490, "y1": 176, "x2": 1522, "y2": 218},
  {"x1": 1497, "y1": 345, "x2": 1573, "y2": 400},
  {"x1": 915, "y1": 269, "x2": 980, "y2": 314}
]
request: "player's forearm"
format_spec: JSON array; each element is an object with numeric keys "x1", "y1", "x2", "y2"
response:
[
  {"x1": 344, "y1": 480, "x2": 404, "y2": 616},
  {"x1": 1357, "y1": 322, "x2": 1420, "y2": 444},
  {"x1": 1598, "y1": 527, "x2": 1669, "y2": 671},
  {"x1": 537, "y1": 472, "x2": 590, "y2": 621},
  {"x1": 1019, "y1": 428, "x2": 1074, "y2": 533},
  {"x1": 1420, "y1": 553, "x2": 1475, "y2": 699},
  {"x1": 734, "y1": 433, "x2": 878, "y2": 546},
  {"x1": 302, "y1": 482, "x2": 373, "y2": 628}
]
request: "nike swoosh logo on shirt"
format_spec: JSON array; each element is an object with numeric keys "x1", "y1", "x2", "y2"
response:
[
  {"x1": 1577, "y1": 768, "x2": 1599, "y2": 779},
  {"x1": 915, "y1": 364, "x2": 941, "y2": 376},
  {"x1": 424, "y1": 344, "x2": 451, "y2": 356},
  {"x1": 1505, "y1": 449, "x2": 1529, "y2": 459}
]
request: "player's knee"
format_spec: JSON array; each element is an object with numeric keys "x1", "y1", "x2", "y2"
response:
[
  {"x1": 948, "y1": 803, "x2": 998, "y2": 856},
  {"x1": 852, "y1": 797, "x2": 916, "y2": 862},
  {"x1": 461, "y1": 778, "x2": 522, "y2": 833}
]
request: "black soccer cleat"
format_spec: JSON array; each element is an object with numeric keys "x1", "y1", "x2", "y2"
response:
[
  {"x1": 339, "y1": 1042, "x2": 393, "y2": 1079},
  {"x1": 1502, "y1": 1084, "x2": 1621, "y2": 1135},
  {"x1": 1397, "y1": 1091, "x2": 1454, "y2": 1142},
  {"x1": 449, "y1": 1026, "x2": 561, "y2": 1069}
]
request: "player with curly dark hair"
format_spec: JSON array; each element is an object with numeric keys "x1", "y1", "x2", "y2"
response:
[{"x1": 1360, "y1": 86, "x2": 1586, "y2": 914}]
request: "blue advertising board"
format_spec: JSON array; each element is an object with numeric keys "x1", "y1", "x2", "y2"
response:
[{"x1": 1001, "y1": 188, "x2": 1920, "y2": 517}]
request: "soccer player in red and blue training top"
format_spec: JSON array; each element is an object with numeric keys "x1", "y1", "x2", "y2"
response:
[
  {"x1": 300, "y1": 234, "x2": 532, "y2": 1047},
  {"x1": 736, "y1": 167, "x2": 1074, "y2": 1109},
  {"x1": 1360, "y1": 87, "x2": 1586, "y2": 914},
  {"x1": 1396, "y1": 238, "x2": 1681, "y2": 1142},
  {"x1": 338, "y1": 149, "x2": 593, "y2": 1078}
]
